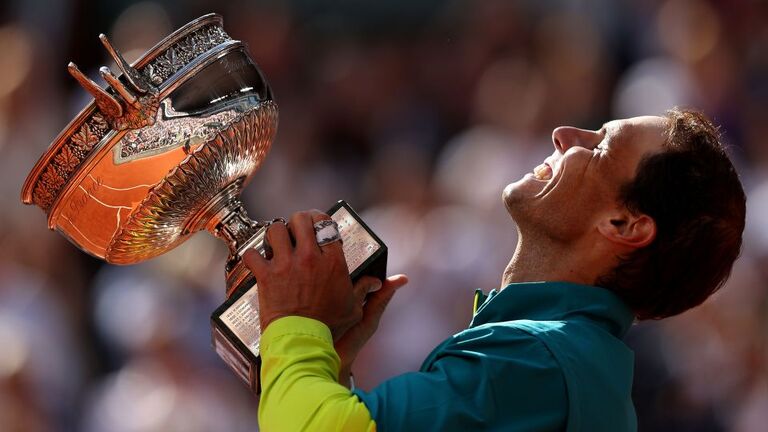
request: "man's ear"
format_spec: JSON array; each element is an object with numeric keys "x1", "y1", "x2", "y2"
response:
[{"x1": 597, "y1": 209, "x2": 656, "y2": 249}]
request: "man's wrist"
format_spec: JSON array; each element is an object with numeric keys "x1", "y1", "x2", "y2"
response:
[
  {"x1": 261, "y1": 312, "x2": 325, "y2": 334},
  {"x1": 260, "y1": 315, "x2": 335, "y2": 348},
  {"x1": 262, "y1": 311, "x2": 351, "y2": 341},
  {"x1": 261, "y1": 316, "x2": 353, "y2": 386},
  {"x1": 260, "y1": 313, "x2": 292, "y2": 334}
]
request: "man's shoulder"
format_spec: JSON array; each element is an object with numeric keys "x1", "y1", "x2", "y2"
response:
[
  {"x1": 437, "y1": 317, "x2": 632, "y2": 378},
  {"x1": 454, "y1": 318, "x2": 632, "y2": 369},
  {"x1": 427, "y1": 320, "x2": 565, "y2": 368},
  {"x1": 456, "y1": 318, "x2": 569, "y2": 344}
]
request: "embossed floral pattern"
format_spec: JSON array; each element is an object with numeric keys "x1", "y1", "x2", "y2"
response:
[
  {"x1": 142, "y1": 25, "x2": 230, "y2": 86},
  {"x1": 32, "y1": 117, "x2": 108, "y2": 210},
  {"x1": 33, "y1": 185, "x2": 55, "y2": 208},
  {"x1": 54, "y1": 146, "x2": 80, "y2": 173},
  {"x1": 117, "y1": 108, "x2": 240, "y2": 161},
  {"x1": 41, "y1": 166, "x2": 64, "y2": 190},
  {"x1": 90, "y1": 112, "x2": 109, "y2": 133},
  {"x1": 71, "y1": 124, "x2": 99, "y2": 151}
]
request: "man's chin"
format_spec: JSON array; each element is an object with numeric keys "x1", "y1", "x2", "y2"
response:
[
  {"x1": 502, "y1": 180, "x2": 529, "y2": 215},
  {"x1": 503, "y1": 175, "x2": 546, "y2": 205}
]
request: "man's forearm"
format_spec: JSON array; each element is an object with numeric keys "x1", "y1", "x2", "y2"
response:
[{"x1": 258, "y1": 316, "x2": 376, "y2": 431}]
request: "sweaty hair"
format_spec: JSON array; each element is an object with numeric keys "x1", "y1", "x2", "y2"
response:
[{"x1": 597, "y1": 108, "x2": 746, "y2": 320}]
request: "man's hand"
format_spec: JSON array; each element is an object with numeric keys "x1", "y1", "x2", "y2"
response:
[
  {"x1": 335, "y1": 274, "x2": 409, "y2": 386},
  {"x1": 243, "y1": 210, "x2": 364, "y2": 339}
]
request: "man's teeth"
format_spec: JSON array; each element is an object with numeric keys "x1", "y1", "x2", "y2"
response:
[{"x1": 533, "y1": 164, "x2": 553, "y2": 180}]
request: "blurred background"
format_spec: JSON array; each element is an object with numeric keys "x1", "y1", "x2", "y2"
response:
[{"x1": 1, "y1": 0, "x2": 767, "y2": 430}]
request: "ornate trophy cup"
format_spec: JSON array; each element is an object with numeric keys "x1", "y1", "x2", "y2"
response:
[{"x1": 21, "y1": 14, "x2": 387, "y2": 393}]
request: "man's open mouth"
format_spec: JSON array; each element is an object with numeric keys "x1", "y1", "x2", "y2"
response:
[{"x1": 532, "y1": 163, "x2": 553, "y2": 180}]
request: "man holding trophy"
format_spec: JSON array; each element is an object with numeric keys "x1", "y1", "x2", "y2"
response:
[
  {"x1": 21, "y1": 14, "x2": 746, "y2": 431},
  {"x1": 251, "y1": 111, "x2": 746, "y2": 431}
]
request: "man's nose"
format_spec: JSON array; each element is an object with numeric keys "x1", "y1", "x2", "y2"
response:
[{"x1": 551, "y1": 126, "x2": 599, "y2": 153}]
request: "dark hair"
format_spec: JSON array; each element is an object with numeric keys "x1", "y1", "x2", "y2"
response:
[{"x1": 597, "y1": 108, "x2": 746, "y2": 320}]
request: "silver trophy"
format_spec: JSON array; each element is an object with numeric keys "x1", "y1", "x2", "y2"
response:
[{"x1": 20, "y1": 14, "x2": 387, "y2": 393}]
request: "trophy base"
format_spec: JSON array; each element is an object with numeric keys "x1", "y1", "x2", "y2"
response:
[
  {"x1": 212, "y1": 279, "x2": 262, "y2": 392},
  {"x1": 210, "y1": 200, "x2": 388, "y2": 393}
]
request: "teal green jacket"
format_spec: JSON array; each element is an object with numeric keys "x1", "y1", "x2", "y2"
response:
[{"x1": 258, "y1": 282, "x2": 637, "y2": 431}]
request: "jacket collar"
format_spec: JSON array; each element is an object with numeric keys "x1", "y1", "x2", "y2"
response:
[{"x1": 470, "y1": 281, "x2": 635, "y2": 338}]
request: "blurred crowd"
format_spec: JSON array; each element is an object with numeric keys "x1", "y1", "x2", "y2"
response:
[{"x1": 1, "y1": 0, "x2": 767, "y2": 431}]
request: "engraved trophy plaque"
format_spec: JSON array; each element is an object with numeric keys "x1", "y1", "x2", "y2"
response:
[{"x1": 20, "y1": 14, "x2": 387, "y2": 393}]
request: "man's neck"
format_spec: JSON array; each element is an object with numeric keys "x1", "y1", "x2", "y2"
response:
[{"x1": 501, "y1": 234, "x2": 598, "y2": 289}]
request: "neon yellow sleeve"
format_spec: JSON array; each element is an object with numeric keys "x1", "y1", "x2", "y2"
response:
[{"x1": 258, "y1": 316, "x2": 376, "y2": 432}]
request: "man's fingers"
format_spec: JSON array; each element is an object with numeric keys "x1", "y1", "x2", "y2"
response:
[
  {"x1": 361, "y1": 274, "x2": 408, "y2": 330},
  {"x1": 242, "y1": 248, "x2": 269, "y2": 279},
  {"x1": 360, "y1": 286, "x2": 396, "y2": 333},
  {"x1": 382, "y1": 274, "x2": 409, "y2": 291},
  {"x1": 353, "y1": 276, "x2": 381, "y2": 304},
  {"x1": 289, "y1": 211, "x2": 320, "y2": 256},
  {"x1": 266, "y1": 222, "x2": 292, "y2": 262}
]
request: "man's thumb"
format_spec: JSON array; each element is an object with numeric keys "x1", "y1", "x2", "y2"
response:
[{"x1": 362, "y1": 274, "x2": 408, "y2": 328}]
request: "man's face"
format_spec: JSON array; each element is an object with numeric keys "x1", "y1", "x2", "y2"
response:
[{"x1": 504, "y1": 116, "x2": 668, "y2": 242}]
